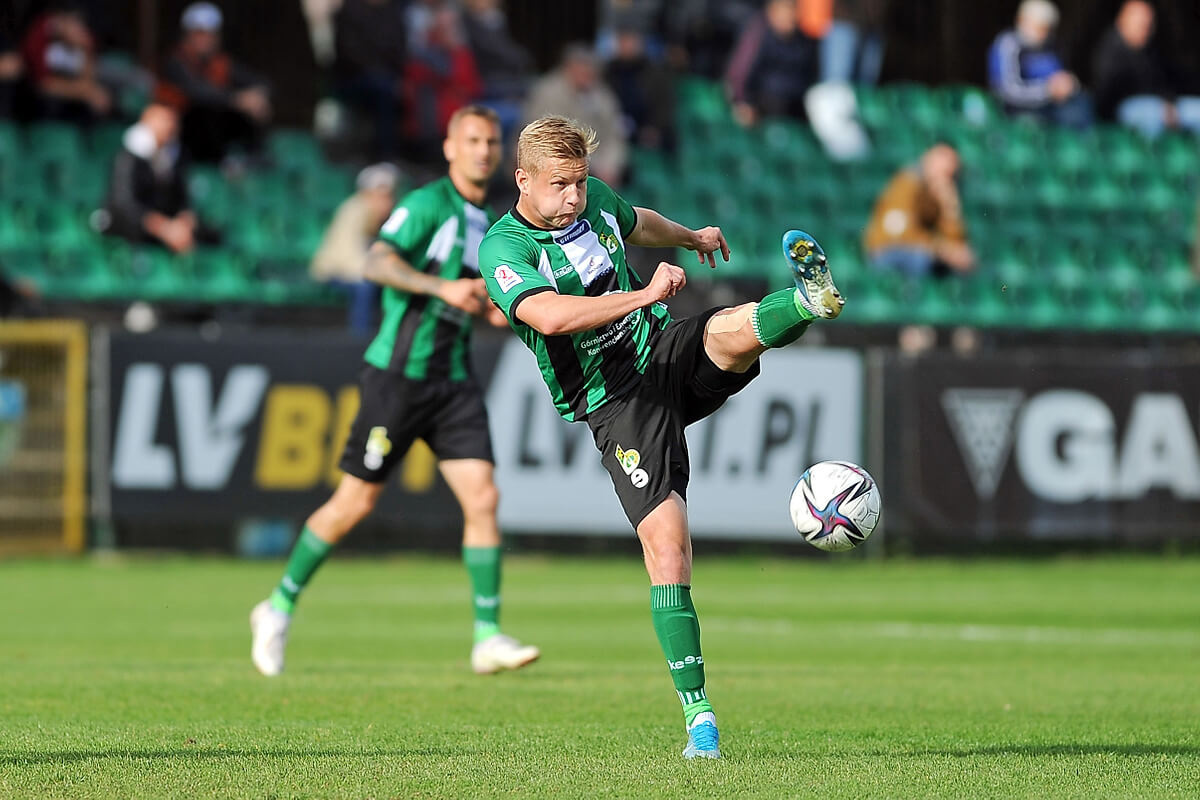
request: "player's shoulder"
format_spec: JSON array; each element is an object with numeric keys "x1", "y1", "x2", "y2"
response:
[
  {"x1": 480, "y1": 212, "x2": 537, "y2": 255},
  {"x1": 586, "y1": 175, "x2": 618, "y2": 200},
  {"x1": 399, "y1": 175, "x2": 452, "y2": 209}
]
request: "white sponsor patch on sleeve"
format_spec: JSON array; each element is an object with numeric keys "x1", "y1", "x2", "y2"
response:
[{"x1": 494, "y1": 264, "x2": 523, "y2": 293}]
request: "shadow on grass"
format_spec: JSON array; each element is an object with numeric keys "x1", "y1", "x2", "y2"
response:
[
  {"x1": 869, "y1": 744, "x2": 1200, "y2": 758},
  {"x1": 1, "y1": 746, "x2": 471, "y2": 767}
]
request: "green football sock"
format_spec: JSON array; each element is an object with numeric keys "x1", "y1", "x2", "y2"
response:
[
  {"x1": 268, "y1": 526, "x2": 332, "y2": 614},
  {"x1": 464, "y1": 546, "x2": 502, "y2": 643},
  {"x1": 651, "y1": 584, "x2": 714, "y2": 725},
  {"x1": 751, "y1": 287, "x2": 815, "y2": 347}
]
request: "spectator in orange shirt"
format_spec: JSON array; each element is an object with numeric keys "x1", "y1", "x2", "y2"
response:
[{"x1": 863, "y1": 144, "x2": 975, "y2": 277}]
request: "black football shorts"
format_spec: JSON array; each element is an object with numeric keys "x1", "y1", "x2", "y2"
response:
[
  {"x1": 339, "y1": 365, "x2": 494, "y2": 482},
  {"x1": 585, "y1": 307, "x2": 760, "y2": 529}
]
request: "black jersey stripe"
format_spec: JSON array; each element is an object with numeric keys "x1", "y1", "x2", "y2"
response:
[
  {"x1": 544, "y1": 333, "x2": 590, "y2": 421},
  {"x1": 389, "y1": 295, "x2": 430, "y2": 374}
]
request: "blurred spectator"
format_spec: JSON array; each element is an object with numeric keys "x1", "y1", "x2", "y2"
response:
[
  {"x1": 864, "y1": 144, "x2": 975, "y2": 277},
  {"x1": 158, "y1": 2, "x2": 272, "y2": 164},
  {"x1": 661, "y1": 0, "x2": 759, "y2": 78},
  {"x1": 0, "y1": 33, "x2": 22, "y2": 118},
  {"x1": 310, "y1": 163, "x2": 399, "y2": 335},
  {"x1": 987, "y1": 0, "x2": 1090, "y2": 129},
  {"x1": 596, "y1": 0, "x2": 665, "y2": 59},
  {"x1": 725, "y1": 0, "x2": 819, "y2": 127},
  {"x1": 524, "y1": 44, "x2": 628, "y2": 186},
  {"x1": 604, "y1": 26, "x2": 676, "y2": 151},
  {"x1": 404, "y1": 2, "x2": 482, "y2": 161},
  {"x1": 98, "y1": 103, "x2": 220, "y2": 254},
  {"x1": 462, "y1": 0, "x2": 533, "y2": 137},
  {"x1": 20, "y1": 4, "x2": 111, "y2": 124},
  {"x1": 332, "y1": 0, "x2": 408, "y2": 159},
  {"x1": 1092, "y1": 0, "x2": 1200, "y2": 139},
  {"x1": 818, "y1": 0, "x2": 889, "y2": 85}
]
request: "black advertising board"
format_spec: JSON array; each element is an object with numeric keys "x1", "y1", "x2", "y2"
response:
[
  {"x1": 105, "y1": 329, "x2": 493, "y2": 528},
  {"x1": 883, "y1": 351, "x2": 1200, "y2": 542}
]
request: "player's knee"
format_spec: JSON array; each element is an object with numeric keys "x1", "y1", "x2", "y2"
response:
[
  {"x1": 462, "y1": 482, "x2": 500, "y2": 522},
  {"x1": 332, "y1": 487, "x2": 378, "y2": 526}
]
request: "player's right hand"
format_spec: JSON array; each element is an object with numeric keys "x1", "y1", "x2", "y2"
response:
[
  {"x1": 646, "y1": 261, "x2": 686, "y2": 302},
  {"x1": 438, "y1": 278, "x2": 487, "y2": 315}
]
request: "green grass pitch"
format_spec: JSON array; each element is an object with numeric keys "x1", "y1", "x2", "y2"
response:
[{"x1": 2, "y1": 554, "x2": 1198, "y2": 798}]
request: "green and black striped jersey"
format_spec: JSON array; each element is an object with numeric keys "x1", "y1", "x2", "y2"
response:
[
  {"x1": 364, "y1": 176, "x2": 497, "y2": 381},
  {"x1": 480, "y1": 177, "x2": 671, "y2": 422}
]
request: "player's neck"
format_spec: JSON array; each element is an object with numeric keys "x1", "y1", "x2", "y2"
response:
[
  {"x1": 448, "y1": 170, "x2": 487, "y2": 208},
  {"x1": 513, "y1": 197, "x2": 558, "y2": 230}
]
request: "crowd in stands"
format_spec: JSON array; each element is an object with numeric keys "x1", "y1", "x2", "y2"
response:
[{"x1": 0, "y1": 0, "x2": 1197, "y2": 326}]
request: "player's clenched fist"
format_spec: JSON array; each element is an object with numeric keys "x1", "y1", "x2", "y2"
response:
[
  {"x1": 646, "y1": 261, "x2": 687, "y2": 302},
  {"x1": 439, "y1": 278, "x2": 487, "y2": 315}
]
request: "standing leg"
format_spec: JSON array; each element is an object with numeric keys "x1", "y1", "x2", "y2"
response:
[
  {"x1": 439, "y1": 458, "x2": 539, "y2": 674},
  {"x1": 638, "y1": 493, "x2": 720, "y2": 759},
  {"x1": 251, "y1": 475, "x2": 383, "y2": 676}
]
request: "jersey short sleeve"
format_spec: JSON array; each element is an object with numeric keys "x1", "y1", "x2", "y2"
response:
[
  {"x1": 376, "y1": 191, "x2": 435, "y2": 261},
  {"x1": 479, "y1": 228, "x2": 555, "y2": 325},
  {"x1": 587, "y1": 176, "x2": 638, "y2": 238}
]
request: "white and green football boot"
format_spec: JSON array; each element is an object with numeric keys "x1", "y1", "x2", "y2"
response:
[{"x1": 783, "y1": 229, "x2": 844, "y2": 319}]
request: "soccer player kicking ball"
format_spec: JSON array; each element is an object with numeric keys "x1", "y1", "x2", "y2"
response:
[
  {"x1": 480, "y1": 116, "x2": 843, "y2": 759},
  {"x1": 250, "y1": 105, "x2": 539, "y2": 677}
]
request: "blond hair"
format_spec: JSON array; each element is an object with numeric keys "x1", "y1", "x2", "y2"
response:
[
  {"x1": 447, "y1": 104, "x2": 501, "y2": 135},
  {"x1": 517, "y1": 115, "x2": 597, "y2": 174}
]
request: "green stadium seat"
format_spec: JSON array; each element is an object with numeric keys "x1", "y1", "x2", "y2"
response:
[
  {"x1": 1155, "y1": 133, "x2": 1199, "y2": 181},
  {"x1": 268, "y1": 130, "x2": 323, "y2": 170},
  {"x1": 28, "y1": 122, "x2": 84, "y2": 166}
]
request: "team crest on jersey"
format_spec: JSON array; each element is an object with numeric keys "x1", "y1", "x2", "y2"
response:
[
  {"x1": 597, "y1": 231, "x2": 619, "y2": 254},
  {"x1": 364, "y1": 426, "x2": 392, "y2": 470},
  {"x1": 494, "y1": 264, "x2": 523, "y2": 293}
]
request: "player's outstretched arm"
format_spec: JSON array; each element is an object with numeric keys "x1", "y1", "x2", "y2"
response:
[
  {"x1": 516, "y1": 262, "x2": 686, "y2": 336},
  {"x1": 363, "y1": 240, "x2": 485, "y2": 314},
  {"x1": 628, "y1": 207, "x2": 730, "y2": 269}
]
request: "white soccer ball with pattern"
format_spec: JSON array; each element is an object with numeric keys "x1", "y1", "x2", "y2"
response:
[{"x1": 789, "y1": 461, "x2": 881, "y2": 552}]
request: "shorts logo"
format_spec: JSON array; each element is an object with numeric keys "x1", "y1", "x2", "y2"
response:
[
  {"x1": 494, "y1": 264, "x2": 523, "y2": 293},
  {"x1": 616, "y1": 444, "x2": 650, "y2": 489},
  {"x1": 597, "y1": 231, "x2": 619, "y2": 254},
  {"x1": 364, "y1": 426, "x2": 392, "y2": 471}
]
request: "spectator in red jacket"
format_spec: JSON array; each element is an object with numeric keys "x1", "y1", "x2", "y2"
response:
[
  {"x1": 21, "y1": 3, "x2": 111, "y2": 124},
  {"x1": 403, "y1": 3, "x2": 482, "y2": 161}
]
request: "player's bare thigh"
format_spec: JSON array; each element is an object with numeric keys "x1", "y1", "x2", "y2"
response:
[{"x1": 702, "y1": 303, "x2": 766, "y2": 374}]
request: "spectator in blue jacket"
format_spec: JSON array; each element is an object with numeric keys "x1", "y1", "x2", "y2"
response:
[
  {"x1": 987, "y1": 0, "x2": 1091, "y2": 129},
  {"x1": 725, "y1": 0, "x2": 818, "y2": 127}
]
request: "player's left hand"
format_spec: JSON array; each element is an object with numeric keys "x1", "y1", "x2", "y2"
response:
[{"x1": 689, "y1": 226, "x2": 730, "y2": 269}]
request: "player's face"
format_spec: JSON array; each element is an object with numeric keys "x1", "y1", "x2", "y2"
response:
[
  {"x1": 518, "y1": 157, "x2": 589, "y2": 229},
  {"x1": 445, "y1": 115, "x2": 503, "y2": 185}
]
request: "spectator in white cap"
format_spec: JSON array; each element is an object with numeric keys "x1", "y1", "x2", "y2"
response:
[
  {"x1": 310, "y1": 163, "x2": 402, "y2": 334},
  {"x1": 156, "y1": 1, "x2": 273, "y2": 164},
  {"x1": 986, "y1": 0, "x2": 1091, "y2": 128}
]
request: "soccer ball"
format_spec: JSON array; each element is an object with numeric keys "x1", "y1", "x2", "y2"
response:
[{"x1": 789, "y1": 461, "x2": 881, "y2": 552}]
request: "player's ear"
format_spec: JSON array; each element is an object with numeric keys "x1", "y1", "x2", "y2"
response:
[
  {"x1": 442, "y1": 136, "x2": 455, "y2": 164},
  {"x1": 515, "y1": 168, "x2": 529, "y2": 194}
]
